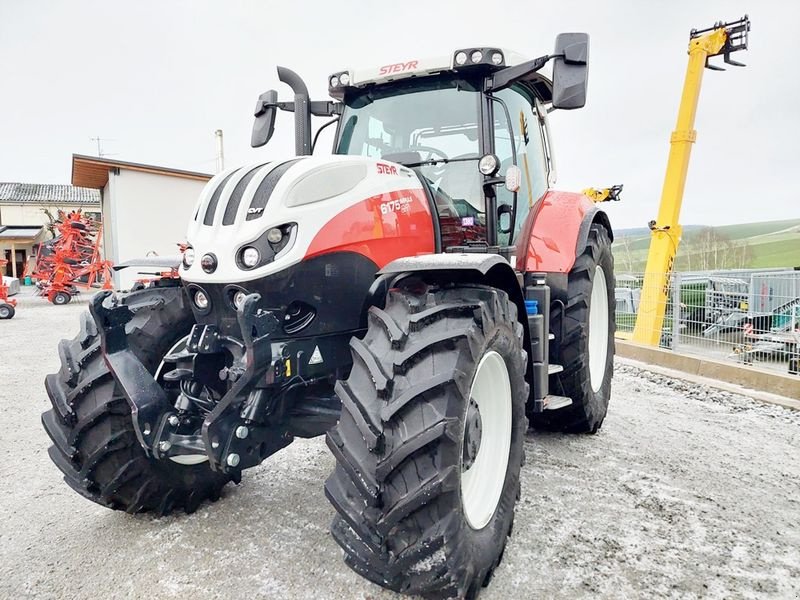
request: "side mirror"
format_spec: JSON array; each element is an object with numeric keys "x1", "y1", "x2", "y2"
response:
[
  {"x1": 498, "y1": 204, "x2": 513, "y2": 234},
  {"x1": 251, "y1": 90, "x2": 278, "y2": 148},
  {"x1": 552, "y1": 33, "x2": 589, "y2": 110}
]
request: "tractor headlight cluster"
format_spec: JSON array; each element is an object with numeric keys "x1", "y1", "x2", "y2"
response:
[
  {"x1": 328, "y1": 71, "x2": 353, "y2": 99},
  {"x1": 452, "y1": 47, "x2": 505, "y2": 69},
  {"x1": 183, "y1": 247, "x2": 195, "y2": 268},
  {"x1": 236, "y1": 223, "x2": 296, "y2": 271}
]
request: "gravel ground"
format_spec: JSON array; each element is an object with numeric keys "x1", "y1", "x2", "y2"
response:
[{"x1": 1, "y1": 298, "x2": 799, "y2": 599}]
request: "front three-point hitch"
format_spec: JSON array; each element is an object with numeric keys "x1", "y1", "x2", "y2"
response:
[{"x1": 89, "y1": 291, "x2": 342, "y2": 476}]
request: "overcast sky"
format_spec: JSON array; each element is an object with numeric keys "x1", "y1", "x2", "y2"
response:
[{"x1": 1, "y1": 0, "x2": 797, "y2": 229}]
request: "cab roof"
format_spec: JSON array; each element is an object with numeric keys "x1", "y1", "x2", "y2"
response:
[{"x1": 328, "y1": 46, "x2": 553, "y2": 103}]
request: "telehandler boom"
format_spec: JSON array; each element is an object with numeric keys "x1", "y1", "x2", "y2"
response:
[{"x1": 632, "y1": 16, "x2": 750, "y2": 345}]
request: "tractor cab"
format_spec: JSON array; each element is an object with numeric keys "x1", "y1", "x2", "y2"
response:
[{"x1": 252, "y1": 38, "x2": 589, "y2": 253}]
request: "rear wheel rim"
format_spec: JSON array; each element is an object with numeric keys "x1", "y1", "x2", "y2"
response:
[
  {"x1": 461, "y1": 350, "x2": 512, "y2": 530},
  {"x1": 0, "y1": 305, "x2": 9, "y2": 318},
  {"x1": 589, "y1": 265, "x2": 609, "y2": 393}
]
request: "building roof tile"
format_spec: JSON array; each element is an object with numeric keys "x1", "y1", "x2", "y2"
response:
[{"x1": 0, "y1": 182, "x2": 101, "y2": 205}]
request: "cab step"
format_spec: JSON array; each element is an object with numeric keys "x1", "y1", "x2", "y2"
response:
[
  {"x1": 543, "y1": 395, "x2": 573, "y2": 410},
  {"x1": 548, "y1": 364, "x2": 564, "y2": 375}
]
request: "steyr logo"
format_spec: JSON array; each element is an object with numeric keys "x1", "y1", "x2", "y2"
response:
[
  {"x1": 247, "y1": 207, "x2": 264, "y2": 214},
  {"x1": 378, "y1": 61, "x2": 419, "y2": 76},
  {"x1": 376, "y1": 163, "x2": 397, "y2": 175}
]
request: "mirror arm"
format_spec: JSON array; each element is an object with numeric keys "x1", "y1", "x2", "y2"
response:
[
  {"x1": 310, "y1": 101, "x2": 342, "y2": 117},
  {"x1": 259, "y1": 101, "x2": 340, "y2": 117},
  {"x1": 486, "y1": 54, "x2": 551, "y2": 92}
]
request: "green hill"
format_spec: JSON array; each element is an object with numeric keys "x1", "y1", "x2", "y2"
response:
[{"x1": 613, "y1": 218, "x2": 800, "y2": 272}]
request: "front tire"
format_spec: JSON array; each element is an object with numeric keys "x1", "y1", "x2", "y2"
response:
[
  {"x1": 325, "y1": 283, "x2": 528, "y2": 598},
  {"x1": 42, "y1": 285, "x2": 232, "y2": 514},
  {"x1": 533, "y1": 223, "x2": 615, "y2": 433}
]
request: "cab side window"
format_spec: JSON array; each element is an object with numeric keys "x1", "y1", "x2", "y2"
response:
[{"x1": 493, "y1": 87, "x2": 549, "y2": 245}]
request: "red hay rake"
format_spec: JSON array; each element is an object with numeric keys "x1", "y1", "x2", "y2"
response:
[{"x1": 31, "y1": 210, "x2": 114, "y2": 305}]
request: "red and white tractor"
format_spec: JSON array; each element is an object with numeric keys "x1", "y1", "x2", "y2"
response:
[{"x1": 43, "y1": 34, "x2": 615, "y2": 598}]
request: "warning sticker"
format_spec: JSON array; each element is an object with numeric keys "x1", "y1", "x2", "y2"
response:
[{"x1": 309, "y1": 345, "x2": 324, "y2": 365}]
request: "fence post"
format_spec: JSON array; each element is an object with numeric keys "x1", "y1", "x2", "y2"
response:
[{"x1": 671, "y1": 272, "x2": 681, "y2": 351}]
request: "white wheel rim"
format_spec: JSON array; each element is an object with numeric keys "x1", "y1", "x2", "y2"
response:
[
  {"x1": 461, "y1": 350, "x2": 512, "y2": 530},
  {"x1": 0, "y1": 306, "x2": 9, "y2": 318},
  {"x1": 589, "y1": 265, "x2": 609, "y2": 393}
]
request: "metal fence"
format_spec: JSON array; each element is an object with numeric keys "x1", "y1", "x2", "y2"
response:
[{"x1": 615, "y1": 269, "x2": 800, "y2": 376}]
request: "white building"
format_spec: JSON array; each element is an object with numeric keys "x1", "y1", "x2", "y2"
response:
[{"x1": 71, "y1": 155, "x2": 211, "y2": 288}]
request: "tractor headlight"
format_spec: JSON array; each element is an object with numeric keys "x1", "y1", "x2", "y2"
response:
[
  {"x1": 329, "y1": 75, "x2": 339, "y2": 88},
  {"x1": 491, "y1": 51, "x2": 504, "y2": 65},
  {"x1": 266, "y1": 228, "x2": 283, "y2": 244},
  {"x1": 339, "y1": 72, "x2": 351, "y2": 86},
  {"x1": 478, "y1": 154, "x2": 499, "y2": 176},
  {"x1": 183, "y1": 247, "x2": 195, "y2": 268},
  {"x1": 194, "y1": 290, "x2": 209, "y2": 310},
  {"x1": 200, "y1": 253, "x2": 217, "y2": 274},
  {"x1": 241, "y1": 247, "x2": 260, "y2": 268},
  {"x1": 455, "y1": 51, "x2": 468, "y2": 65},
  {"x1": 470, "y1": 50, "x2": 482, "y2": 63},
  {"x1": 233, "y1": 290, "x2": 247, "y2": 309}
]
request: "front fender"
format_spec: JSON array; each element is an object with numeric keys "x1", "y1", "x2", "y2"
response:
[{"x1": 517, "y1": 190, "x2": 612, "y2": 274}]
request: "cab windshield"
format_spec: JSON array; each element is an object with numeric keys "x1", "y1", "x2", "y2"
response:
[{"x1": 334, "y1": 78, "x2": 486, "y2": 237}]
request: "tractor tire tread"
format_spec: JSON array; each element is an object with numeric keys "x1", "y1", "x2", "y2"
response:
[
  {"x1": 42, "y1": 286, "x2": 231, "y2": 515},
  {"x1": 325, "y1": 284, "x2": 527, "y2": 598}
]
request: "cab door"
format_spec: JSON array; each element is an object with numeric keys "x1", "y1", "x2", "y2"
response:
[{"x1": 492, "y1": 86, "x2": 550, "y2": 246}]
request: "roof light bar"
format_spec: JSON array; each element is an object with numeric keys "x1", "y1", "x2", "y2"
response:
[
  {"x1": 452, "y1": 47, "x2": 505, "y2": 69},
  {"x1": 327, "y1": 70, "x2": 352, "y2": 100}
]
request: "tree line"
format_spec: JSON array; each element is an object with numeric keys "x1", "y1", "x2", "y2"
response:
[{"x1": 614, "y1": 226, "x2": 753, "y2": 273}]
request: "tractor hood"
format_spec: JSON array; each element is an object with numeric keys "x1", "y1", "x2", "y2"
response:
[{"x1": 181, "y1": 155, "x2": 429, "y2": 284}]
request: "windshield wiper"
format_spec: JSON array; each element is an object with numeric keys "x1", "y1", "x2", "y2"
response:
[{"x1": 402, "y1": 156, "x2": 479, "y2": 168}]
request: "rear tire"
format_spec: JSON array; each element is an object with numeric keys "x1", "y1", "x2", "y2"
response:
[
  {"x1": 0, "y1": 303, "x2": 14, "y2": 319},
  {"x1": 533, "y1": 223, "x2": 615, "y2": 433},
  {"x1": 325, "y1": 283, "x2": 528, "y2": 598},
  {"x1": 42, "y1": 285, "x2": 232, "y2": 514}
]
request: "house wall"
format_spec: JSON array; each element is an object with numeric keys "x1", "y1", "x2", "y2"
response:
[
  {"x1": 107, "y1": 169, "x2": 204, "y2": 289},
  {"x1": 0, "y1": 203, "x2": 100, "y2": 227}
]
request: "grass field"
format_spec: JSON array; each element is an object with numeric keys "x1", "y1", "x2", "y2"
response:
[{"x1": 613, "y1": 218, "x2": 800, "y2": 272}]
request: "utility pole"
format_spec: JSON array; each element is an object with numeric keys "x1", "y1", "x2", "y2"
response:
[{"x1": 215, "y1": 129, "x2": 225, "y2": 173}]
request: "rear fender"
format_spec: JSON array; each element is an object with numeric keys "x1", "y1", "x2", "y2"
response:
[{"x1": 517, "y1": 190, "x2": 613, "y2": 274}]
